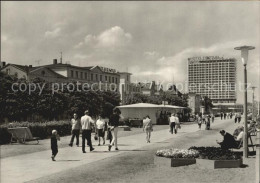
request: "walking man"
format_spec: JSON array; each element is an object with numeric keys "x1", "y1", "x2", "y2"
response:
[
  {"x1": 169, "y1": 113, "x2": 176, "y2": 134},
  {"x1": 234, "y1": 112, "x2": 238, "y2": 123},
  {"x1": 224, "y1": 113, "x2": 227, "y2": 120},
  {"x1": 69, "y1": 113, "x2": 81, "y2": 147},
  {"x1": 81, "y1": 110, "x2": 95, "y2": 153},
  {"x1": 237, "y1": 112, "x2": 242, "y2": 123}
]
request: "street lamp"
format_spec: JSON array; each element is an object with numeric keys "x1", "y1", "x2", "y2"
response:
[{"x1": 234, "y1": 45, "x2": 255, "y2": 158}]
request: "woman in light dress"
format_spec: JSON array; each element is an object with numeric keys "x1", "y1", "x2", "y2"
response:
[
  {"x1": 143, "y1": 115, "x2": 153, "y2": 143},
  {"x1": 96, "y1": 115, "x2": 106, "y2": 146}
]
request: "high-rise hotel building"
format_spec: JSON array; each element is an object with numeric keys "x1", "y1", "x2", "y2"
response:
[{"x1": 188, "y1": 56, "x2": 236, "y2": 104}]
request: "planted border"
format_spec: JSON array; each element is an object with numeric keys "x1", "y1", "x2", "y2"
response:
[{"x1": 0, "y1": 121, "x2": 71, "y2": 144}]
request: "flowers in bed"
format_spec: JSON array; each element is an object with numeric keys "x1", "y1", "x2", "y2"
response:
[
  {"x1": 156, "y1": 146, "x2": 242, "y2": 160},
  {"x1": 188, "y1": 146, "x2": 241, "y2": 160},
  {"x1": 155, "y1": 148, "x2": 199, "y2": 159}
]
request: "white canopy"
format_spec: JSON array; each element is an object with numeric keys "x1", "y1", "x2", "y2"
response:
[
  {"x1": 117, "y1": 103, "x2": 159, "y2": 108},
  {"x1": 117, "y1": 103, "x2": 185, "y2": 124}
]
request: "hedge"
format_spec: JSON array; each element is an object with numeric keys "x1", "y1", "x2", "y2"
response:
[{"x1": 0, "y1": 121, "x2": 71, "y2": 144}]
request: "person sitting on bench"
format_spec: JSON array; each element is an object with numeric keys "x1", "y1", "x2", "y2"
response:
[{"x1": 216, "y1": 130, "x2": 238, "y2": 149}]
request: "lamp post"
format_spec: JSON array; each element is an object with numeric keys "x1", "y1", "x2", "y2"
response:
[{"x1": 234, "y1": 45, "x2": 255, "y2": 158}]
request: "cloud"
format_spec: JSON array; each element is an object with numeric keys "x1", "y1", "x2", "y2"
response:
[
  {"x1": 97, "y1": 26, "x2": 132, "y2": 48},
  {"x1": 44, "y1": 27, "x2": 61, "y2": 38},
  {"x1": 144, "y1": 51, "x2": 159, "y2": 59},
  {"x1": 74, "y1": 26, "x2": 132, "y2": 50}
]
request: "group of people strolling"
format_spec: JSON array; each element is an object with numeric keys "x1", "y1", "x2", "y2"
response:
[
  {"x1": 169, "y1": 113, "x2": 180, "y2": 134},
  {"x1": 195, "y1": 113, "x2": 214, "y2": 130},
  {"x1": 51, "y1": 108, "x2": 121, "y2": 161}
]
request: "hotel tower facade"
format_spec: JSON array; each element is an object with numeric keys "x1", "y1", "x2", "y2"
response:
[{"x1": 188, "y1": 56, "x2": 237, "y2": 104}]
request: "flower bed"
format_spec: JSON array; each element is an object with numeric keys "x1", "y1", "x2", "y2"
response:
[
  {"x1": 189, "y1": 146, "x2": 242, "y2": 169},
  {"x1": 155, "y1": 148, "x2": 199, "y2": 167},
  {"x1": 155, "y1": 147, "x2": 243, "y2": 168},
  {"x1": 155, "y1": 148, "x2": 199, "y2": 159},
  {"x1": 196, "y1": 158, "x2": 243, "y2": 169},
  {"x1": 0, "y1": 121, "x2": 71, "y2": 144},
  {"x1": 188, "y1": 146, "x2": 241, "y2": 160}
]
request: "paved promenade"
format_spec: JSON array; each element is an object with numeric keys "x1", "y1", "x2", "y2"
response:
[{"x1": 0, "y1": 119, "x2": 245, "y2": 183}]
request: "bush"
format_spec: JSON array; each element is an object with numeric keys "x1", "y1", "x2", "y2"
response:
[{"x1": 0, "y1": 121, "x2": 71, "y2": 144}]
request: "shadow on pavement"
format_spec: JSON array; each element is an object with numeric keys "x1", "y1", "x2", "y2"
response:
[
  {"x1": 121, "y1": 149, "x2": 147, "y2": 152},
  {"x1": 57, "y1": 160, "x2": 81, "y2": 161},
  {"x1": 240, "y1": 164, "x2": 249, "y2": 168}
]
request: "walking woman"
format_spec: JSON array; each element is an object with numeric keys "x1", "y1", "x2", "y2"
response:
[
  {"x1": 197, "y1": 115, "x2": 202, "y2": 130},
  {"x1": 205, "y1": 115, "x2": 211, "y2": 130},
  {"x1": 108, "y1": 108, "x2": 121, "y2": 151},
  {"x1": 143, "y1": 115, "x2": 153, "y2": 143},
  {"x1": 96, "y1": 115, "x2": 106, "y2": 146}
]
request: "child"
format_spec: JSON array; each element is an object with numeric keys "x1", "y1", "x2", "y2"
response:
[{"x1": 51, "y1": 130, "x2": 60, "y2": 161}]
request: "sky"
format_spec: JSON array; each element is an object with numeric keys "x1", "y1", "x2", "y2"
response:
[{"x1": 1, "y1": 1, "x2": 260, "y2": 103}]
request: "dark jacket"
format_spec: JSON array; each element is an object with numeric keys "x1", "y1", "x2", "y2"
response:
[
  {"x1": 109, "y1": 114, "x2": 120, "y2": 127},
  {"x1": 221, "y1": 132, "x2": 237, "y2": 149},
  {"x1": 51, "y1": 135, "x2": 58, "y2": 149}
]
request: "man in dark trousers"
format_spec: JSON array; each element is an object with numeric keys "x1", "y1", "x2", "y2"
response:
[
  {"x1": 81, "y1": 110, "x2": 95, "y2": 153},
  {"x1": 69, "y1": 113, "x2": 81, "y2": 147},
  {"x1": 220, "y1": 112, "x2": 223, "y2": 120},
  {"x1": 216, "y1": 130, "x2": 237, "y2": 149}
]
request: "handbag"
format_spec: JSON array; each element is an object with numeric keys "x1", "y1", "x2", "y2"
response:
[
  {"x1": 177, "y1": 123, "x2": 181, "y2": 129},
  {"x1": 94, "y1": 133, "x2": 98, "y2": 140},
  {"x1": 106, "y1": 130, "x2": 112, "y2": 140}
]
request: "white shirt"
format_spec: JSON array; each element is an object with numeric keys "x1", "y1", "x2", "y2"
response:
[
  {"x1": 71, "y1": 118, "x2": 81, "y2": 130},
  {"x1": 236, "y1": 131, "x2": 244, "y2": 141},
  {"x1": 81, "y1": 115, "x2": 94, "y2": 130},
  {"x1": 96, "y1": 119, "x2": 105, "y2": 129},
  {"x1": 169, "y1": 116, "x2": 176, "y2": 123},
  {"x1": 143, "y1": 118, "x2": 152, "y2": 129}
]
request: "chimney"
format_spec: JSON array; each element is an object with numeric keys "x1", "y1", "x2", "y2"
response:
[
  {"x1": 3, "y1": 61, "x2": 6, "y2": 67},
  {"x1": 29, "y1": 65, "x2": 32, "y2": 68},
  {"x1": 53, "y1": 59, "x2": 58, "y2": 64}
]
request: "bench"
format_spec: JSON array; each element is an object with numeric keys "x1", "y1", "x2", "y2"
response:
[
  {"x1": 232, "y1": 132, "x2": 255, "y2": 151},
  {"x1": 7, "y1": 127, "x2": 40, "y2": 144}
]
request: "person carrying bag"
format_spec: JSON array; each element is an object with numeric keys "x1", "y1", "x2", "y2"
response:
[{"x1": 175, "y1": 114, "x2": 180, "y2": 134}]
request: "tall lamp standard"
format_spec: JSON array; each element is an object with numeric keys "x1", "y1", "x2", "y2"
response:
[{"x1": 234, "y1": 45, "x2": 255, "y2": 158}]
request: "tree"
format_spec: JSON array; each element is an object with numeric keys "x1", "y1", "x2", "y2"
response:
[
  {"x1": 200, "y1": 96, "x2": 214, "y2": 113},
  {"x1": 125, "y1": 93, "x2": 148, "y2": 104}
]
